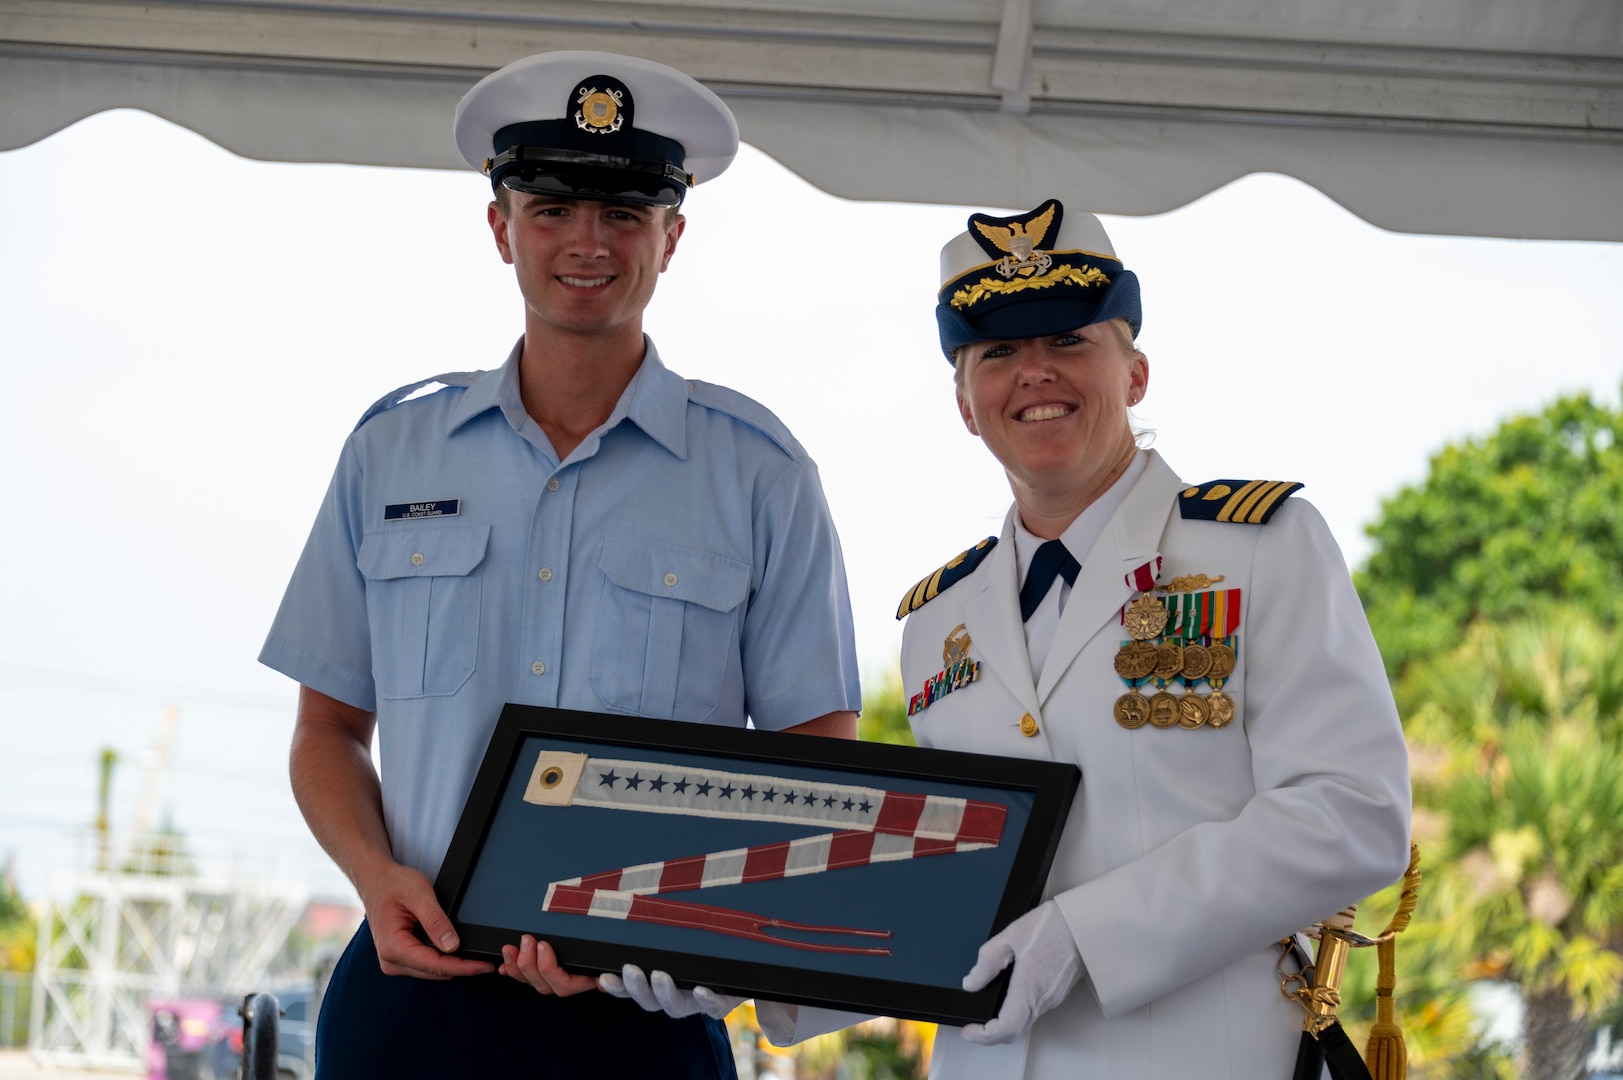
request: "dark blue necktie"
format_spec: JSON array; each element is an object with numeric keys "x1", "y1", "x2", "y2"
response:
[{"x1": 1019, "y1": 539, "x2": 1081, "y2": 622}]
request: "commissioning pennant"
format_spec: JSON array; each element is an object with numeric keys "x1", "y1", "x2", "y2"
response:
[{"x1": 523, "y1": 751, "x2": 1008, "y2": 955}]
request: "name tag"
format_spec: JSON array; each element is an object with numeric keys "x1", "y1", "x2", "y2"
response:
[{"x1": 384, "y1": 499, "x2": 461, "y2": 521}]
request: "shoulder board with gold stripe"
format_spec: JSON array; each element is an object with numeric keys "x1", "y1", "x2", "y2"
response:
[
  {"x1": 896, "y1": 537, "x2": 999, "y2": 620},
  {"x1": 1178, "y1": 479, "x2": 1303, "y2": 524}
]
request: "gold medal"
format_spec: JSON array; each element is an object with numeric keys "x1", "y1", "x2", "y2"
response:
[
  {"x1": 1207, "y1": 690, "x2": 1236, "y2": 728},
  {"x1": 1123, "y1": 595, "x2": 1170, "y2": 641},
  {"x1": 1176, "y1": 690, "x2": 1209, "y2": 729},
  {"x1": 1153, "y1": 641, "x2": 1184, "y2": 682},
  {"x1": 1114, "y1": 691, "x2": 1150, "y2": 729},
  {"x1": 1113, "y1": 640, "x2": 1159, "y2": 681},
  {"x1": 1148, "y1": 690, "x2": 1180, "y2": 728},
  {"x1": 1206, "y1": 641, "x2": 1236, "y2": 680},
  {"x1": 1181, "y1": 643, "x2": 1212, "y2": 680}
]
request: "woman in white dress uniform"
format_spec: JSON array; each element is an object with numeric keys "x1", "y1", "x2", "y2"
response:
[
  {"x1": 892, "y1": 199, "x2": 1412, "y2": 1080},
  {"x1": 599, "y1": 198, "x2": 1412, "y2": 1078}
]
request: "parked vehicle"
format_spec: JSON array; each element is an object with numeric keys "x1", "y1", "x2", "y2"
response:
[{"x1": 147, "y1": 997, "x2": 227, "y2": 1080}]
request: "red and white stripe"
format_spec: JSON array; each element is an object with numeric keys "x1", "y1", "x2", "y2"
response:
[
  {"x1": 537, "y1": 764, "x2": 1008, "y2": 954},
  {"x1": 1126, "y1": 556, "x2": 1162, "y2": 593}
]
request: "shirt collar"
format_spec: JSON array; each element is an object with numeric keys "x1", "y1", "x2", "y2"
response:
[
  {"x1": 1013, "y1": 449, "x2": 1150, "y2": 581},
  {"x1": 445, "y1": 338, "x2": 521, "y2": 436},
  {"x1": 445, "y1": 336, "x2": 689, "y2": 461}
]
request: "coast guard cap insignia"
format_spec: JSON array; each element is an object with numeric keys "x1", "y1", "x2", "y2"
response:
[
  {"x1": 1179, "y1": 479, "x2": 1303, "y2": 524},
  {"x1": 572, "y1": 76, "x2": 630, "y2": 135},
  {"x1": 969, "y1": 200, "x2": 1063, "y2": 280},
  {"x1": 575, "y1": 82, "x2": 625, "y2": 134}
]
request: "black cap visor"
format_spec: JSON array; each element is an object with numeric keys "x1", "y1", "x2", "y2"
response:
[{"x1": 491, "y1": 147, "x2": 692, "y2": 207}]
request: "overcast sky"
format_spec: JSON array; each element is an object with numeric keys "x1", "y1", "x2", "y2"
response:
[{"x1": 2, "y1": 109, "x2": 1619, "y2": 904}]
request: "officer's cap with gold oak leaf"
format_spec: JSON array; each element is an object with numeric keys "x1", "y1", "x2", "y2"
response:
[
  {"x1": 936, "y1": 199, "x2": 1141, "y2": 361},
  {"x1": 454, "y1": 51, "x2": 739, "y2": 208}
]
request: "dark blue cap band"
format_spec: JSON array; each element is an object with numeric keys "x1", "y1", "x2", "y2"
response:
[
  {"x1": 935, "y1": 268, "x2": 1141, "y2": 361},
  {"x1": 492, "y1": 120, "x2": 686, "y2": 175}
]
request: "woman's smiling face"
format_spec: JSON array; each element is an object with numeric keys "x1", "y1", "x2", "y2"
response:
[{"x1": 955, "y1": 319, "x2": 1149, "y2": 510}]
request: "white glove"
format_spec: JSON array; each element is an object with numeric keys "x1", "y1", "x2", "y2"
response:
[
  {"x1": 960, "y1": 899, "x2": 1083, "y2": 1044},
  {"x1": 598, "y1": 964, "x2": 744, "y2": 1020}
]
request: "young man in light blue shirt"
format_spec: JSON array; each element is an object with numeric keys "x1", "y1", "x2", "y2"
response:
[{"x1": 261, "y1": 50, "x2": 861, "y2": 1078}]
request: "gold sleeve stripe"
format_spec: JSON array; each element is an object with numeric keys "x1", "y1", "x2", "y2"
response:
[
  {"x1": 1216, "y1": 479, "x2": 1268, "y2": 522},
  {"x1": 1246, "y1": 481, "x2": 1301, "y2": 523},
  {"x1": 1232, "y1": 480, "x2": 1285, "y2": 523},
  {"x1": 896, "y1": 537, "x2": 1000, "y2": 619},
  {"x1": 896, "y1": 586, "x2": 916, "y2": 620}
]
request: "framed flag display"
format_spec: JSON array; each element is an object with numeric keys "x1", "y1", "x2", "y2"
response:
[{"x1": 434, "y1": 704, "x2": 1080, "y2": 1025}]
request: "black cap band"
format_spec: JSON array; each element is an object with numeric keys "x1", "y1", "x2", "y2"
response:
[{"x1": 487, "y1": 119, "x2": 692, "y2": 205}]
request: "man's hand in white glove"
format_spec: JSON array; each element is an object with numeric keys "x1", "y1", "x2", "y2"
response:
[
  {"x1": 598, "y1": 964, "x2": 744, "y2": 1021},
  {"x1": 960, "y1": 899, "x2": 1083, "y2": 1045}
]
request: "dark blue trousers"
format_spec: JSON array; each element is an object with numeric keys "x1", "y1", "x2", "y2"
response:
[{"x1": 314, "y1": 921, "x2": 738, "y2": 1078}]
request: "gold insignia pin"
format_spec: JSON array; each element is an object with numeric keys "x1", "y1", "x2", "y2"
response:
[
  {"x1": 1166, "y1": 572, "x2": 1227, "y2": 593},
  {"x1": 943, "y1": 623, "x2": 973, "y2": 667},
  {"x1": 970, "y1": 201, "x2": 1060, "y2": 280},
  {"x1": 575, "y1": 87, "x2": 624, "y2": 134}
]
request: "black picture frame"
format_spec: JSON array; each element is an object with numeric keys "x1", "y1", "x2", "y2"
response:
[{"x1": 434, "y1": 704, "x2": 1080, "y2": 1026}]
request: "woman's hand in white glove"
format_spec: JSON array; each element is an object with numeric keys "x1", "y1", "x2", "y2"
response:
[
  {"x1": 598, "y1": 965, "x2": 744, "y2": 1020},
  {"x1": 960, "y1": 900, "x2": 1084, "y2": 1045}
]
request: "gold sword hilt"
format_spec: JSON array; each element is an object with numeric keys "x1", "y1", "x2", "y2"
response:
[{"x1": 1284, "y1": 903, "x2": 1380, "y2": 1035}]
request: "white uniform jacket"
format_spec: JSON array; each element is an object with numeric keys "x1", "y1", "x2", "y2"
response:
[{"x1": 900, "y1": 450, "x2": 1411, "y2": 1080}]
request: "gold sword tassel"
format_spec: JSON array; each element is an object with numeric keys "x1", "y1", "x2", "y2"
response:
[{"x1": 1281, "y1": 843, "x2": 1422, "y2": 1080}]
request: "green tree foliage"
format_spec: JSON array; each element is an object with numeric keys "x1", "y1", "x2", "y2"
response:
[
  {"x1": 1355, "y1": 392, "x2": 1623, "y2": 679},
  {"x1": 0, "y1": 874, "x2": 36, "y2": 973},
  {"x1": 1394, "y1": 609, "x2": 1623, "y2": 1079},
  {"x1": 860, "y1": 668, "x2": 916, "y2": 747}
]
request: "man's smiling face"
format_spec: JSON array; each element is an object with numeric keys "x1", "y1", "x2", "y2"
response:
[{"x1": 489, "y1": 192, "x2": 684, "y2": 340}]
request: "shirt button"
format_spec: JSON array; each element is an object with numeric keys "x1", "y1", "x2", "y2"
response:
[
  {"x1": 537, "y1": 567, "x2": 553, "y2": 582},
  {"x1": 410, "y1": 552, "x2": 425, "y2": 566},
  {"x1": 1019, "y1": 712, "x2": 1039, "y2": 737},
  {"x1": 546, "y1": 478, "x2": 560, "y2": 493},
  {"x1": 664, "y1": 572, "x2": 679, "y2": 587},
  {"x1": 531, "y1": 660, "x2": 547, "y2": 676}
]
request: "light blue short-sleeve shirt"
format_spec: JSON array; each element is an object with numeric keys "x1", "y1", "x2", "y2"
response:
[{"x1": 261, "y1": 339, "x2": 862, "y2": 879}]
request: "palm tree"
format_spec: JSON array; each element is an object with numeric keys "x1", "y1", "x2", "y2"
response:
[{"x1": 1396, "y1": 608, "x2": 1623, "y2": 1080}]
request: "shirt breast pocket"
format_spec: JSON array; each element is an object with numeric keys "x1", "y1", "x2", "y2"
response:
[
  {"x1": 357, "y1": 523, "x2": 491, "y2": 700},
  {"x1": 590, "y1": 537, "x2": 749, "y2": 722}
]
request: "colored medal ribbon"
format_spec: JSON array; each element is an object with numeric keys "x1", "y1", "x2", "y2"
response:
[
  {"x1": 524, "y1": 752, "x2": 1008, "y2": 955},
  {"x1": 1112, "y1": 570, "x2": 1242, "y2": 732},
  {"x1": 1125, "y1": 556, "x2": 1162, "y2": 594}
]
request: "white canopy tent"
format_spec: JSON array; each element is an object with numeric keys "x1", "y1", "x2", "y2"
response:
[{"x1": 3, "y1": 0, "x2": 1619, "y2": 240}]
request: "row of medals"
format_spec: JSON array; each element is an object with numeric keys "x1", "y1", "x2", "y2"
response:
[{"x1": 1112, "y1": 593, "x2": 1236, "y2": 730}]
